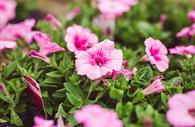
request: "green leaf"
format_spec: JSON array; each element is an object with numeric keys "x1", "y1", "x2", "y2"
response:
[
  {"x1": 66, "y1": 93, "x2": 82, "y2": 107},
  {"x1": 10, "y1": 110, "x2": 23, "y2": 126},
  {"x1": 55, "y1": 104, "x2": 66, "y2": 118},
  {"x1": 3, "y1": 62, "x2": 17, "y2": 78},
  {"x1": 46, "y1": 71, "x2": 64, "y2": 78},
  {"x1": 109, "y1": 87, "x2": 124, "y2": 101},
  {"x1": 64, "y1": 83, "x2": 84, "y2": 99}
]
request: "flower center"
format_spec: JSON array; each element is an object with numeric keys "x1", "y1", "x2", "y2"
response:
[
  {"x1": 150, "y1": 47, "x2": 161, "y2": 61},
  {"x1": 189, "y1": 108, "x2": 195, "y2": 117},
  {"x1": 0, "y1": 4, "x2": 5, "y2": 11},
  {"x1": 89, "y1": 51, "x2": 109, "y2": 66},
  {"x1": 74, "y1": 35, "x2": 87, "y2": 50}
]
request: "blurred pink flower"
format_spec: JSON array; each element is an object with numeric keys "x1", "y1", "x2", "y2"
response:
[
  {"x1": 144, "y1": 37, "x2": 169, "y2": 72},
  {"x1": 93, "y1": 15, "x2": 115, "y2": 36},
  {"x1": 66, "y1": 6, "x2": 80, "y2": 20},
  {"x1": 0, "y1": 40, "x2": 17, "y2": 52},
  {"x1": 0, "y1": 19, "x2": 36, "y2": 44},
  {"x1": 44, "y1": 14, "x2": 62, "y2": 28},
  {"x1": 75, "y1": 39, "x2": 123, "y2": 80},
  {"x1": 142, "y1": 79, "x2": 165, "y2": 96},
  {"x1": 169, "y1": 45, "x2": 195, "y2": 57},
  {"x1": 166, "y1": 90, "x2": 195, "y2": 127},
  {"x1": 97, "y1": 0, "x2": 129, "y2": 19},
  {"x1": 0, "y1": 83, "x2": 6, "y2": 93},
  {"x1": 188, "y1": 10, "x2": 195, "y2": 22},
  {"x1": 34, "y1": 117, "x2": 55, "y2": 127},
  {"x1": 29, "y1": 32, "x2": 64, "y2": 63},
  {"x1": 65, "y1": 25, "x2": 98, "y2": 53},
  {"x1": 74, "y1": 104, "x2": 123, "y2": 127},
  {"x1": 176, "y1": 23, "x2": 195, "y2": 38},
  {"x1": 116, "y1": 0, "x2": 138, "y2": 6},
  {"x1": 0, "y1": 0, "x2": 16, "y2": 28},
  {"x1": 22, "y1": 76, "x2": 45, "y2": 117}
]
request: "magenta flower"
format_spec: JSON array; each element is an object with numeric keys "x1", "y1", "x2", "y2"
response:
[
  {"x1": 142, "y1": 79, "x2": 165, "y2": 96},
  {"x1": 29, "y1": 32, "x2": 64, "y2": 63},
  {"x1": 22, "y1": 76, "x2": 45, "y2": 117},
  {"x1": 66, "y1": 6, "x2": 80, "y2": 20},
  {"x1": 0, "y1": 19, "x2": 36, "y2": 44},
  {"x1": 143, "y1": 37, "x2": 169, "y2": 72},
  {"x1": 93, "y1": 15, "x2": 115, "y2": 36},
  {"x1": 169, "y1": 45, "x2": 195, "y2": 57},
  {"x1": 0, "y1": 40, "x2": 17, "y2": 53},
  {"x1": 0, "y1": 0, "x2": 16, "y2": 28},
  {"x1": 176, "y1": 23, "x2": 195, "y2": 38},
  {"x1": 97, "y1": 0, "x2": 129, "y2": 19},
  {"x1": 34, "y1": 117, "x2": 55, "y2": 127},
  {"x1": 75, "y1": 39, "x2": 123, "y2": 80},
  {"x1": 44, "y1": 14, "x2": 62, "y2": 28},
  {"x1": 74, "y1": 104, "x2": 123, "y2": 127},
  {"x1": 166, "y1": 90, "x2": 195, "y2": 127},
  {"x1": 188, "y1": 10, "x2": 195, "y2": 22},
  {"x1": 64, "y1": 25, "x2": 98, "y2": 53}
]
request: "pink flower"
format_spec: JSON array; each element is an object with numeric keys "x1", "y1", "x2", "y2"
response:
[
  {"x1": 169, "y1": 45, "x2": 195, "y2": 57},
  {"x1": 142, "y1": 79, "x2": 165, "y2": 96},
  {"x1": 188, "y1": 10, "x2": 195, "y2": 22},
  {"x1": 22, "y1": 76, "x2": 45, "y2": 117},
  {"x1": 166, "y1": 90, "x2": 195, "y2": 127},
  {"x1": 29, "y1": 32, "x2": 64, "y2": 63},
  {"x1": 64, "y1": 25, "x2": 98, "y2": 53},
  {"x1": 66, "y1": 6, "x2": 80, "y2": 20},
  {"x1": 144, "y1": 37, "x2": 169, "y2": 72},
  {"x1": 74, "y1": 104, "x2": 123, "y2": 127},
  {"x1": 34, "y1": 117, "x2": 55, "y2": 127},
  {"x1": 44, "y1": 14, "x2": 62, "y2": 28},
  {"x1": 97, "y1": 0, "x2": 129, "y2": 19},
  {"x1": 0, "y1": 40, "x2": 17, "y2": 52},
  {"x1": 92, "y1": 15, "x2": 115, "y2": 36},
  {"x1": 116, "y1": 0, "x2": 138, "y2": 6},
  {"x1": 75, "y1": 39, "x2": 123, "y2": 80},
  {"x1": 0, "y1": 0, "x2": 16, "y2": 28},
  {"x1": 0, "y1": 83, "x2": 6, "y2": 93},
  {"x1": 176, "y1": 23, "x2": 195, "y2": 38},
  {"x1": 0, "y1": 19, "x2": 36, "y2": 44}
]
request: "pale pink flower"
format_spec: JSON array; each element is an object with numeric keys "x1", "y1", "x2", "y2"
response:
[
  {"x1": 142, "y1": 79, "x2": 165, "y2": 96},
  {"x1": 92, "y1": 15, "x2": 115, "y2": 36},
  {"x1": 0, "y1": 0, "x2": 16, "y2": 28},
  {"x1": 75, "y1": 39, "x2": 123, "y2": 80},
  {"x1": 115, "y1": 0, "x2": 138, "y2": 6},
  {"x1": 97, "y1": 0, "x2": 129, "y2": 19},
  {"x1": 0, "y1": 40, "x2": 17, "y2": 52},
  {"x1": 29, "y1": 32, "x2": 64, "y2": 63},
  {"x1": 176, "y1": 23, "x2": 195, "y2": 38},
  {"x1": 169, "y1": 45, "x2": 195, "y2": 57},
  {"x1": 0, "y1": 83, "x2": 6, "y2": 93},
  {"x1": 34, "y1": 117, "x2": 55, "y2": 127},
  {"x1": 74, "y1": 104, "x2": 123, "y2": 127},
  {"x1": 64, "y1": 25, "x2": 98, "y2": 52},
  {"x1": 166, "y1": 90, "x2": 195, "y2": 127},
  {"x1": 188, "y1": 10, "x2": 195, "y2": 22},
  {"x1": 158, "y1": 14, "x2": 167, "y2": 27},
  {"x1": 44, "y1": 14, "x2": 62, "y2": 28},
  {"x1": 0, "y1": 19, "x2": 36, "y2": 44},
  {"x1": 22, "y1": 76, "x2": 45, "y2": 117},
  {"x1": 144, "y1": 37, "x2": 169, "y2": 72},
  {"x1": 66, "y1": 6, "x2": 80, "y2": 20}
]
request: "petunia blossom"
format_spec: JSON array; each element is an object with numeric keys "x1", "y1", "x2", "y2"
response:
[
  {"x1": 64, "y1": 25, "x2": 98, "y2": 53},
  {"x1": 75, "y1": 39, "x2": 123, "y2": 80},
  {"x1": 44, "y1": 14, "x2": 62, "y2": 28},
  {"x1": 66, "y1": 6, "x2": 80, "y2": 20},
  {"x1": 142, "y1": 79, "x2": 165, "y2": 96},
  {"x1": 29, "y1": 32, "x2": 64, "y2": 63},
  {"x1": 0, "y1": 0, "x2": 16, "y2": 28},
  {"x1": 169, "y1": 45, "x2": 195, "y2": 57},
  {"x1": 22, "y1": 76, "x2": 45, "y2": 117},
  {"x1": 0, "y1": 19, "x2": 36, "y2": 44},
  {"x1": 143, "y1": 37, "x2": 169, "y2": 72},
  {"x1": 188, "y1": 10, "x2": 195, "y2": 22},
  {"x1": 97, "y1": 0, "x2": 129, "y2": 20},
  {"x1": 34, "y1": 117, "x2": 55, "y2": 127},
  {"x1": 0, "y1": 40, "x2": 17, "y2": 53},
  {"x1": 176, "y1": 23, "x2": 195, "y2": 38},
  {"x1": 74, "y1": 104, "x2": 123, "y2": 127},
  {"x1": 166, "y1": 90, "x2": 195, "y2": 127}
]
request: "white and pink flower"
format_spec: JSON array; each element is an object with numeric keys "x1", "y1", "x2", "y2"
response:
[
  {"x1": 44, "y1": 14, "x2": 62, "y2": 28},
  {"x1": 166, "y1": 90, "x2": 195, "y2": 127},
  {"x1": 0, "y1": 0, "x2": 16, "y2": 28},
  {"x1": 188, "y1": 10, "x2": 195, "y2": 22},
  {"x1": 65, "y1": 25, "x2": 98, "y2": 53},
  {"x1": 169, "y1": 45, "x2": 195, "y2": 57},
  {"x1": 29, "y1": 32, "x2": 64, "y2": 63},
  {"x1": 74, "y1": 104, "x2": 123, "y2": 127},
  {"x1": 143, "y1": 37, "x2": 169, "y2": 72},
  {"x1": 176, "y1": 23, "x2": 195, "y2": 38},
  {"x1": 75, "y1": 39, "x2": 123, "y2": 80},
  {"x1": 0, "y1": 40, "x2": 17, "y2": 53}
]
